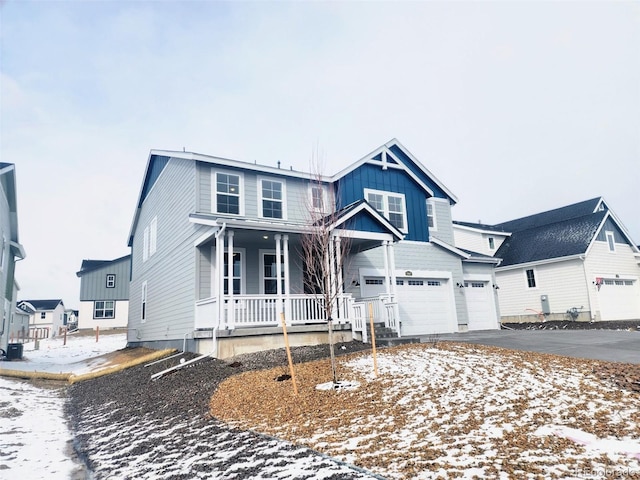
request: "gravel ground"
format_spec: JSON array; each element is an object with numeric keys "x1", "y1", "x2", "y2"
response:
[
  {"x1": 66, "y1": 341, "x2": 375, "y2": 479},
  {"x1": 66, "y1": 326, "x2": 640, "y2": 479}
]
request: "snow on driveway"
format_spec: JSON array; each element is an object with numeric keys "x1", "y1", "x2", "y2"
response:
[{"x1": 0, "y1": 333, "x2": 127, "y2": 478}]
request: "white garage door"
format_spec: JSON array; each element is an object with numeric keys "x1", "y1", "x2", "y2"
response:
[
  {"x1": 597, "y1": 278, "x2": 640, "y2": 321},
  {"x1": 464, "y1": 281, "x2": 498, "y2": 331},
  {"x1": 395, "y1": 278, "x2": 456, "y2": 336}
]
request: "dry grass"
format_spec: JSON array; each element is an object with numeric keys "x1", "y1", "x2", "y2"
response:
[{"x1": 210, "y1": 342, "x2": 640, "y2": 479}]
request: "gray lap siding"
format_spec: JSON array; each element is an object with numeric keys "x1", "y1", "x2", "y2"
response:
[{"x1": 129, "y1": 158, "x2": 205, "y2": 342}]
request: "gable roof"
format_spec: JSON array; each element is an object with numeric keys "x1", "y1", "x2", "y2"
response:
[
  {"x1": 323, "y1": 200, "x2": 404, "y2": 240},
  {"x1": 76, "y1": 254, "x2": 131, "y2": 277},
  {"x1": 494, "y1": 197, "x2": 602, "y2": 233},
  {"x1": 492, "y1": 196, "x2": 640, "y2": 268},
  {"x1": 129, "y1": 139, "x2": 456, "y2": 245},
  {"x1": 495, "y1": 210, "x2": 607, "y2": 267},
  {"x1": 332, "y1": 139, "x2": 458, "y2": 204},
  {"x1": 18, "y1": 299, "x2": 64, "y2": 311},
  {"x1": 453, "y1": 221, "x2": 510, "y2": 234}
]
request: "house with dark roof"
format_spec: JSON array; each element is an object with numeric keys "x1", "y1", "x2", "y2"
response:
[
  {"x1": 17, "y1": 299, "x2": 66, "y2": 338},
  {"x1": 454, "y1": 197, "x2": 640, "y2": 322},
  {"x1": 0, "y1": 163, "x2": 27, "y2": 355},
  {"x1": 76, "y1": 255, "x2": 131, "y2": 330},
  {"x1": 126, "y1": 139, "x2": 501, "y2": 358}
]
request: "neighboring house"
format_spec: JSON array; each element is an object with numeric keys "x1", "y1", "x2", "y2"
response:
[
  {"x1": 12, "y1": 300, "x2": 30, "y2": 342},
  {"x1": 65, "y1": 309, "x2": 79, "y2": 331},
  {"x1": 18, "y1": 299, "x2": 66, "y2": 338},
  {"x1": 76, "y1": 255, "x2": 131, "y2": 330},
  {"x1": 454, "y1": 197, "x2": 640, "y2": 322},
  {"x1": 127, "y1": 139, "x2": 500, "y2": 358},
  {"x1": 0, "y1": 163, "x2": 27, "y2": 355}
]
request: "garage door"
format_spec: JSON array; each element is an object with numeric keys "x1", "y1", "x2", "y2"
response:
[
  {"x1": 464, "y1": 281, "x2": 498, "y2": 331},
  {"x1": 395, "y1": 278, "x2": 456, "y2": 335},
  {"x1": 597, "y1": 278, "x2": 640, "y2": 321}
]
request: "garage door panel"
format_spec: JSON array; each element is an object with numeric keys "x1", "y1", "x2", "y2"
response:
[
  {"x1": 597, "y1": 279, "x2": 640, "y2": 321},
  {"x1": 465, "y1": 281, "x2": 499, "y2": 331},
  {"x1": 396, "y1": 278, "x2": 456, "y2": 335}
]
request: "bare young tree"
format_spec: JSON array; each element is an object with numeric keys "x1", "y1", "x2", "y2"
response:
[{"x1": 300, "y1": 153, "x2": 352, "y2": 384}]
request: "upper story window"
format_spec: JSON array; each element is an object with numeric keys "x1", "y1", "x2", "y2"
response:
[
  {"x1": 605, "y1": 231, "x2": 615, "y2": 253},
  {"x1": 488, "y1": 237, "x2": 495, "y2": 250},
  {"x1": 215, "y1": 172, "x2": 242, "y2": 215},
  {"x1": 426, "y1": 200, "x2": 437, "y2": 231},
  {"x1": 143, "y1": 216, "x2": 157, "y2": 262},
  {"x1": 0, "y1": 235, "x2": 5, "y2": 270},
  {"x1": 365, "y1": 188, "x2": 407, "y2": 232},
  {"x1": 310, "y1": 185, "x2": 325, "y2": 211},
  {"x1": 259, "y1": 178, "x2": 285, "y2": 219},
  {"x1": 40, "y1": 312, "x2": 46, "y2": 319},
  {"x1": 106, "y1": 274, "x2": 116, "y2": 288},
  {"x1": 525, "y1": 268, "x2": 537, "y2": 288}
]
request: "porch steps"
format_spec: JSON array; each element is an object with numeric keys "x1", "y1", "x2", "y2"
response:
[{"x1": 365, "y1": 322, "x2": 421, "y2": 347}]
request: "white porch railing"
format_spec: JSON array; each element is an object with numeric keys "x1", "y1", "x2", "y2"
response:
[
  {"x1": 195, "y1": 294, "x2": 354, "y2": 330},
  {"x1": 351, "y1": 295, "x2": 401, "y2": 341}
]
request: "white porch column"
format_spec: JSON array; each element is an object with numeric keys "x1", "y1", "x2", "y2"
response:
[
  {"x1": 283, "y1": 234, "x2": 291, "y2": 325},
  {"x1": 335, "y1": 235, "x2": 344, "y2": 321},
  {"x1": 382, "y1": 240, "x2": 391, "y2": 299},
  {"x1": 389, "y1": 240, "x2": 400, "y2": 336},
  {"x1": 227, "y1": 230, "x2": 234, "y2": 328},
  {"x1": 216, "y1": 230, "x2": 225, "y2": 328},
  {"x1": 329, "y1": 233, "x2": 337, "y2": 320},
  {"x1": 275, "y1": 234, "x2": 283, "y2": 318}
]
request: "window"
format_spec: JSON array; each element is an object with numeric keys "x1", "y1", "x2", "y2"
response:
[
  {"x1": 143, "y1": 226, "x2": 149, "y2": 262},
  {"x1": 143, "y1": 217, "x2": 157, "y2": 262},
  {"x1": 262, "y1": 253, "x2": 286, "y2": 294},
  {"x1": 106, "y1": 274, "x2": 116, "y2": 288},
  {"x1": 427, "y1": 280, "x2": 441, "y2": 286},
  {"x1": 526, "y1": 269, "x2": 536, "y2": 288},
  {"x1": 141, "y1": 281, "x2": 147, "y2": 323},
  {"x1": 259, "y1": 179, "x2": 285, "y2": 219},
  {"x1": 149, "y1": 217, "x2": 157, "y2": 256},
  {"x1": 409, "y1": 280, "x2": 425, "y2": 286},
  {"x1": 223, "y1": 252, "x2": 242, "y2": 295},
  {"x1": 488, "y1": 237, "x2": 495, "y2": 250},
  {"x1": 426, "y1": 201, "x2": 437, "y2": 230},
  {"x1": 40, "y1": 312, "x2": 46, "y2": 319},
  {"x1": 365, "y1": 189, "x2": 407, "y2": 232},
  {"x1": 0, "y1": 235, "x2": 5, "y2": 270},
  {"x1": 365, "y1": 278, "x2": 384, "y2": 285},
  {"x1": 216, "y1": 173, "x2": 241, "y2": 215},
  {"x1": 310, "y1": 186, "x2": 325, "y2": 210},
  {"x1": 94, "y1": 301, "x2": 115, "y2": 319},
  {"x1": 605, "y1": 231, "x2": 615, "y2": 253}
]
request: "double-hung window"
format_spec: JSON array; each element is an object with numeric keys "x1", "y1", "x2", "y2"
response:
[
  {"x1": 310, "y1": 185, "x2": 325, "y2": 211},
  {"x1": 525, "y1": 269, "x2": 537, "y2": 288},
  {"x1": 94, "y1": 301, "x2": 115, "y2": 319},
  {"x1": 426, "y1": 201, "x2": 437, "y2": 231},
  {"x1": 605, "y1": 231, "x2": 616, "y2": 253},
  {"x1": 259, "y1": 179, "x2": 285, "y2": 219},
  {"x1": 364, "y1": 189, "x2": 407, "y2": 232},
  {"x1": 106, "y1": 274, "x2": 116, "y2": 288},
  {"x1": 261, "y1": 252, "x2": 286, "y2": 294},
  {"x1": 216, "y1": 173, "x2": 242, "y2": 215}
]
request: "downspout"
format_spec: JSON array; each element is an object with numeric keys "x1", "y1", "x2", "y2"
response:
[{"x1": 152, "y1": 225, "x2": 226, "y2": 380}]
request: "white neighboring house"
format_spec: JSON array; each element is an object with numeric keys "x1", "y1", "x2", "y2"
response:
[
  {"x1": 76, "y1": 255, "x2": 130, "y2": 330},
  {"x1": 18, "y1": 299, "x2": 66, "y2": 338},
  {"x1": 454, "y1": 197, "x2": 640, "y2": 322}
]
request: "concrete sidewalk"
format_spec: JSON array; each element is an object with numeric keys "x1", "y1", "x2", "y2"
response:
[{"x1": 428, "y1": 329, "x2": 640, "y2": 364}]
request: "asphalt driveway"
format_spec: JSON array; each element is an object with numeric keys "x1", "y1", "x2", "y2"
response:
[{"x1": 429, "y1": 329, "x2": 640, "y2": 364}]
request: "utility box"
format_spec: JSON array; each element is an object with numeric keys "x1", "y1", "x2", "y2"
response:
[
  {"x1": 6, "y1": 343, "x2": 23, "y2": 360},
  {"x1": 540, "y1": 295, "x2": 551, "y2": 315}
]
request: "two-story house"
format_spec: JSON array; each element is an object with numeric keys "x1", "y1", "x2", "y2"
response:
[
  {"x1": 454, "y1": 198, "x2": 640, "y2": 323},
  {"x1": 0, "y1": 163, "x2": 26, "y2": 356},
  {"x1": 76, "y1": 255, "x2": 131, "y2": 330},
  {"x1": 127, "y1": 139, "x2": 500, "y2": 358},
  {"x1": 18, "y1": 299, "x2": 66, "y2": 338}
]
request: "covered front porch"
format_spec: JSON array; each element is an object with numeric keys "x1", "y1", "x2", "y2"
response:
[{"x1": 189, "y1": 207, "x2": 403, "y2": 338}]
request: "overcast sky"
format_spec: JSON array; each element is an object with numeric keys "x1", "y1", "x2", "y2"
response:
[{"x1": 2, "y1": 1, "x2": 639, "y2": 308}]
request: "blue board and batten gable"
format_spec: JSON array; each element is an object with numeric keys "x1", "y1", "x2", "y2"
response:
[{"x1": 335, "y1": 142, "x2": 455, "y2": 242}]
